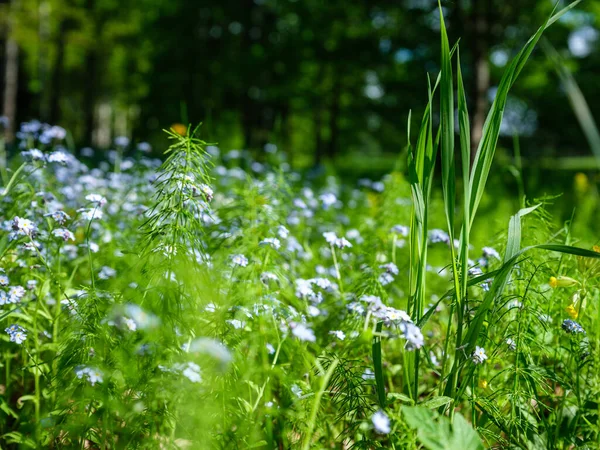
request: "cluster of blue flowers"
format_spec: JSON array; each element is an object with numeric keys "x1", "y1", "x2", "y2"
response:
[
  {"x1": 5, "y1": 324, "x2": 27, "y2": 344},
  {"x1": 562, "y1": 319, "x2": 585, "y2": 334}
]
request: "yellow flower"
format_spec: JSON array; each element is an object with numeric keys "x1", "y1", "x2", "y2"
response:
[
  {"x1": 171, "y1": 123, "x2": 187, "y2": 136},
  {"x1": 574, "y1": 172, "x2": 589, "y2": 194},
  {"x1": 593, "y1": 245, "x2": 600, "y2": 254},
  {"x1": 549, "y1": 276, "x2": 578, "y2": 288},
  {"x1": 565, "y1": 304, "x2": 578, "y2": 319},
  {"x1": 478, "y1": 379, "x2": 488, "y2": 389}
]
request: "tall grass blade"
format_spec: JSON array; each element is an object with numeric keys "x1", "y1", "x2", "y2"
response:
[
  {"x1": 542, "y1": 39, "x2": 600, "y2": 167},
  {"x1": 439, "y1": 3, "x2": 455, "y2": 239},
  {"x1": 372, "y1": 321, "x2": 386, "y2": 408},
  {"x1": 468, "y1": 1, "x2": 582, "y2": 228}
]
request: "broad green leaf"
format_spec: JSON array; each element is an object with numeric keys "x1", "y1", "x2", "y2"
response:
[{"x1": 403, "y1": 406, "x2": 484, "y2": 450}]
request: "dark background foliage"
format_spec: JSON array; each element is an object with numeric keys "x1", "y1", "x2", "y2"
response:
[{"x1": 0, "y1": 0, "x2": 599, "y2": 169}]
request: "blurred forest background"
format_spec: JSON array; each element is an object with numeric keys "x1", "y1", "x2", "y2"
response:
[{"x1": 0, "y1": 0, "x2": 599, "y2": 171}]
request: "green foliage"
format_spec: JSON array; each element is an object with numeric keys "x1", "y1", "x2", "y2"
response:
[
  {"x1": 2, "y1": 3, "x2": 600, "y2": 449},
  {"x1": 403, "y1": 406, "x2": 484, "y2": 450}
]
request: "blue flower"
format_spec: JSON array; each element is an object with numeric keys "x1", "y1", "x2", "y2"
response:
[
  {"x1": 562, "y1": 319, "x2": 585, "y2": 334},
  {"x1": 5, "y1": 324, "x2": 27, "y2": 344}
]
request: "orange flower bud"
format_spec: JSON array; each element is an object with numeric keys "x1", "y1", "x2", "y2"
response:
[{"x1": 171, "y1": 123, "x2": 187, "y2": 136}]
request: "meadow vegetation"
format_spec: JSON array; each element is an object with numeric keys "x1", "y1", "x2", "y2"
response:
[{"x1": 1, "y1": 3, "x2": 600, "y2": 449}]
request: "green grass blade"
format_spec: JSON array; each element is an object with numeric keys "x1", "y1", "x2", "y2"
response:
[
  {"x1": 542, "y1": 39, "x2": 600, "y2": 167},
  {"x1": 439, "y1": 3, "x2": 455, "y2": 238},
  {"x1": 468, "y1": 1, "x2": 581, "y2": 228},
  {"x1": 456, "y1": 47, "x2": 470, "y2": 208},
  {"x1": 372, "y1": 321, "x2": 386, "y2": 408}
]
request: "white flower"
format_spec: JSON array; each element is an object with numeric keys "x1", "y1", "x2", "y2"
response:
[
  {"x1": 79, "y1": 208, "x2": 103, "y2": 221},
  {"x1": 12, "y1": 216, "x2": 36, "y2": 236},
  {"x1": 260, "y1": 272, "x2": 278, "y2": 285},
  {"x1": 293, "y1": 198, "x2": 307, "y2": 209},
  {"x1": 372, "y1": 410, "x2": 391, "y2": 434},
  {"x1": 8, "y1": 286, "x2": 25, "y2": 303},
  {"x1": 47, "y1": 151, "x2": 69, "y2": 164},
  {"x1": 380, "y1": 262, "x2": 399, "y2": 276},
  {"x1": 182, "y1": 362, "x2": 202, "y2": 383},
  {"x1": 291, "y1": 384, "x2": 303, "y2": 397},
  {"x1": 319, "y1": 193, "x2": 337, "y2": 208},
  {"x1": 334, "y1": 237, "x2": 352, "y2": 249},
  {"x1": 85, "y1": 194, "x2": 107, "y2": 207},
  {"x1": 199, "y1": 184, "x2": 213, "y2": 201},
  {"x1": 482, "y1": 246, "x2": 501, "y2": 260},
  {"x1": 98, "y1": 266, "x2": 116, "y2": 279},
  {"x1": 291, "y1": 323, "x2": 316, "y2": 342},
  {"x1": 323, "y1": 231, "x2": 337, "y2": 244},
  {"x1": 124, "y1": 317, "x2": 137, "y2": 331},
  {"x1": 22, "y1": 148, "x2": 45, "y2": 161},
  {"x1": 401, "y1": 322, "x2": 424, "y2": 350},
  {"x1": 266, "y1": 343, "x2": 276, "y2": 354},
  {"x1": 189, "y1": 338, "x2": 232, "y2": 366},
  {"x1": 114, "y1": 136, "x2": 130, "y2": 147},
  {"x1": 227, "y1": 319, "x2": 245, "y2": 329},
  {"x1": 276, "y1": 225, "x2": 289, "y2": 239},
  {"x1": 379, "y1": 272, "x2": 394, "y2": 286},
  {"x1": 137, "y1": 142, "x2": 151, "y2": 152},
  {"x1": 506, "y1": 338, "x2": 516, "y2": 351},
  {"x1": 329, "y1": 330, "x2": 346, "y2": 340},
  {"x1": 472, "y1": 346, "x2": 488, "y2": 364},
  {"x1": 75, "y1": 366, "x2": 103, "y2": 385},
  {"x1": 45, "y1": 210, "x2": 70, "y2": 224},
  {"x1": 391, "y1": 225, "x2": 409, "y2": 236},
  {"x1": 52, "y1": 228, "x2": 75, "y2": 242},
  {"x1": 260, "y1": 238, "x2": 281, "y2": 250},
  {"x1": 61, "y1": 298, "x2": 78, "y2": 315},
  {"x1": 0, "y1": 273, "x2": 9, "y2": 286},
  {"x1": 5, "y1": 324, "x2": 27, "y2": 344},
  {"x1": 231, "y1": 254, "x2": 249, "y2": 267},
  {"x1": 362, "y1": 368, "x2": 375, "y2": 380},
  {"x1": 87, "y1": 368, "x2": 103, "y2": 385},
  {"x1": 428, "y1": 229, "x2": 450, "y2": 244}
]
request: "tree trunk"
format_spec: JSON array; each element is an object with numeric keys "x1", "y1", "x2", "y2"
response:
[
  {"x1": 83, "y1": 0, "x2": 98, "y2": 145},
  {"x1": 326, "y1": 73, "x2": 342, "y2": 160},
  {"x1": 38, "y1": 0, "x2": 51, "y2": 121},
  {"x1": 313, "y1": 64, "x2": 326, "y2": 167},
  {"x1": 469, "y1": 1, "x2": 490, "y2": 163},
  {"x1": 313, "y1": 106, "x2": 324, "y2": 166},
  {"x1": 49, "y1": 20, "x2": 67, "y2": 125},
  {"x1": 2, "y1": 15, "x2": 19, "y2": 143}
]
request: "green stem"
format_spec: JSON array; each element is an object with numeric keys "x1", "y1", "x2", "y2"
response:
[
  {"x1": 301, "y1": 358, "x2": 339, "y2": 450},
  {"x1": 372, "y1": 321, "x2": 387, "y2": 407}
]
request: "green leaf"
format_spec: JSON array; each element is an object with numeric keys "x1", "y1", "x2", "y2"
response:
[
  {"x1": 0, "y1": 400, "x2": 18, "y2": 419},
  {"x1": 387, "y1": 392, "x2": 415, "y2": 405},
  {"x1": 420, "y1": 396, "x2": 453, "y2": 409},
  {"x1": 449, "y1": 413, "x2": 485, "y2": 450},
  {"x1": 403, "y1": 406, "x2": 484, "y2": 450}
]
